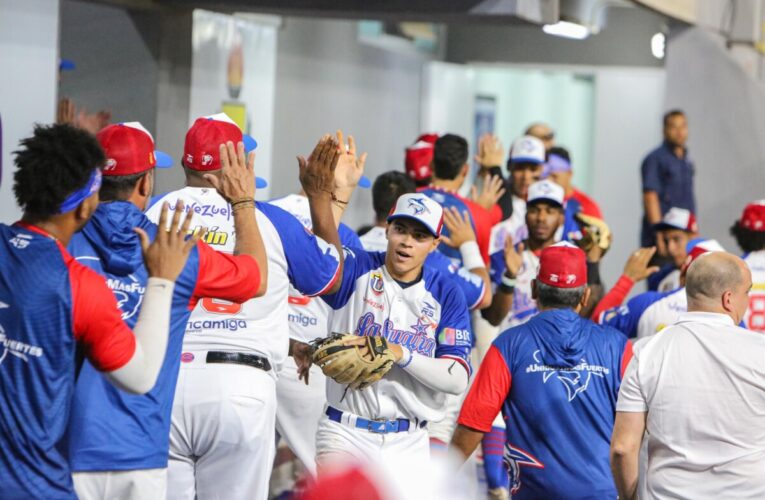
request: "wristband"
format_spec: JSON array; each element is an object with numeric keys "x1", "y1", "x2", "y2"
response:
[
  {"x1": 459, "y1": 241, "x2": 484, "y2": 270},
  {"x1": 501, "y1": 273, "x2": 517, "y2": 288},
  {"x1": 586, "y1": 261, "x2": 601, "y2": 286},
  {"x1": 397, "y1": 347, "x2": 413, "y2": 369},
  {"x1": 498, "y1": 283, "x2": 515, "y2": 294}
]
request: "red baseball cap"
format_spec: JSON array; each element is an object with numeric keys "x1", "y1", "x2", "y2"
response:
[
  {"x1": 184, "y1": 113, "x2": 266, "y2": 188},
  {"x1": 405, "y1": 141, "x2": 435, "y2": 182},
  {"x1": 537, "y1": 242, "x2": 587, "y2": 288},
  {"x1": 97, "y1": 122, "x2": 172, "y2": 176},
  {"x1": 682, "y1": 239, "x2": 725, "y2": 273},
  {"x1": 739, "y1": 200, "x2": 765, "y2": 232}
]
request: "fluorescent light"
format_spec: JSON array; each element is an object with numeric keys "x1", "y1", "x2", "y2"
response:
[
  {"x1": 542, "y1": 20, "x2": 590, "y2": 40},
  {"x1": 651, "y1": 32, "x2": 666, "y2": 59}
]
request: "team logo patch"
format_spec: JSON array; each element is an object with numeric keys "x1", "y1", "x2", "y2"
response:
[
  {"x1": 407, "y1": 197, "x2": 430, "y2": 215},
  {"x1": 504, "y1": 443, "x2": 544, "y2": 495},
  {"x1": 527, "y1": 350, "x2": 608, "y2": 402},
  {"x1": 370, "y1": 272, "x2": 384, "y2": 294},
  {"x1": 181, "y1": 352, "x2": 195, "y2": 363}
]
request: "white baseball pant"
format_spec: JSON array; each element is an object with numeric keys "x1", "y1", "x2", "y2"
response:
[{"x1": 166, "y1": 352, "x2": 276, "y2": 500}]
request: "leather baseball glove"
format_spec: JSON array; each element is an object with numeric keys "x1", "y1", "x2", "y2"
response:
[
  {"x1": 573, "y1": 213, "x2": 612, "y2": 255},
  {"x1": 311, "y1": 333, "x2": 396, "y2": 390}
]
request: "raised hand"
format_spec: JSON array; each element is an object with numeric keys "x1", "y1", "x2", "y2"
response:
[
  {"x1": 334, "y1": 129, "x2": 367, "y2": 190},
  {"x1": 471, "y1": 174, "x2": 506, "y2": 211},
  {"x1": 204, "y1": 141, "x2": 256, "y2": 203},
  {"x1": 298, "y1": 135, "x2": 341, "y2": 200},
  {"x1": 441, "y1": 207, "x2": 477, "y2": 248},
  {"x1": 474, "y1": 133, "x2": 505, "y2": 167},
  {"x1": 623, "y1": 247, "x2": 660, "y2": 282},
  {"x1": 135, "y1": 201, "x2": 204, "y2": 281},
  {"x1": 503, "y1": 235, "x2": 525, "y2": 278}
]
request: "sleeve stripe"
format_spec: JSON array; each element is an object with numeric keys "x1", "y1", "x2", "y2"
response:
[
  {"x1": 468, "y1": 279, "x2": 487, "y2": 311},
  {"x1": 304, "y1": 257, "x2": 341, "y2": 297},
  {"x1": 440, "y1": 354, "x2": 472, "y2": 377}
]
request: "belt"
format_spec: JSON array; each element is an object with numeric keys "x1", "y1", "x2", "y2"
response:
[
  {"x1": 325, "y1": 406, "x2": 427, "y2": 435},
  {"x1": 206, "y1": 351, "x2": 271, "y2": 372}
]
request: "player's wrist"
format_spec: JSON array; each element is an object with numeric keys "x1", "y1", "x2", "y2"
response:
[{"x1": 395, "y1": 346, "x2": 413, "y2": 368}]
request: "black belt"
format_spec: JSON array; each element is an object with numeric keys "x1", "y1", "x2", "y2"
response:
[{"x1": 206, "y1": 351, "x2": 271, "y2": 372}]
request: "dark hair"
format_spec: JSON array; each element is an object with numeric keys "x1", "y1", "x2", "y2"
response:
[
  {"x1": 536, "y1": 282, "x2": 586, "y2": 309},
  {"x1": 13, "y1": 124, "x2": 105, "y2": 219},
  {"x1": 372, "y1": 171, "x2": 416, "y2": 222},
  {"x1": 547, "y1": 146, "x2": 571, "y2": 163},
  {"x1": 731, "y1": 222, "x2": 765, "y2": 253},
  {"x1": 432, "y1": 134, "x2": 468, "y2": 180},
  {"x1": 99, "y1": 172, "x2": 149, "y2": 202},
  {"x1": 663, "y1": 109, "x2": 685, "y2": 126}
]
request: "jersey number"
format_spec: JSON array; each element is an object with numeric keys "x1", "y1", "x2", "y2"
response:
[
  {"x1": 747, "y1": 294, "x2": 765, "y2": 331},
  {"x1": 200, "y1": 297, "x2": 243, "y2": 315}
]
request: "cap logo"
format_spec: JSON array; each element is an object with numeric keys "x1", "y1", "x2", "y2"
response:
[
  {"x1": 201, "y1": 154, "x2": 214, "y2": 166},
  {"x1": 149, "y1": 152, "x2": 155, "y2": 164},
  {"x1": 408, "y1": 197, "x2": 430, "y2": 215},
  {"x1": 104, "y1": 158, "x2": 117, "y2": 171},
  {"x1": 521, "y1": 139, "x2": 535, "y2": 152},
  {"x1": 185, "y1": 153, "x2": 194, "y2": 164}
]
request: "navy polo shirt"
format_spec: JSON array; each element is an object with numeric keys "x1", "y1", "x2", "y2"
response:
[{"x1": 640, "y1": 141, "x2": 695, "y2": 246}]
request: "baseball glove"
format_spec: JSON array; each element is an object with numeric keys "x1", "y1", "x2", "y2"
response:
[
  {"x1": 573, "y1": 213, "x2": 612, "y2": 255},
  {"x1": 311, "y1": 333, "x2": 396, "y2": 390}
]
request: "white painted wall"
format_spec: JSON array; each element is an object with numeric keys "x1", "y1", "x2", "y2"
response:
[{"x1": 0, "y1": 0, "x2": 60, "y2": 223}]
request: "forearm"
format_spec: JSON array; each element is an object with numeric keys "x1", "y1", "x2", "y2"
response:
[
  {"x1": 580, "y1": 261, "x2": 604, "y2": 318},
  {"x1": 591, "y1": 275, "x2": 635, "y2": 321},
  {"x1": 482, "y1": 286, "x2": 513, "y2": 326},
  {"x1": 611, "y1": 450, "x2": 640, "y2": 500},
  {"x1": 105, "y1": 278, "x2": 174, "y2": 394},
  {"x1": 232, "y1": 203, "x2": 268, "y2": 295},
  {"x1": 450, "y1": 424, "x2": 485, "y2": 462},
  {"x1": 460, "y1": 241, "x2": 492, "y2": 309},
  {"x1": 396, "y1": 349, "x2": 469, "y2": 395},
  {"x1": 331, "y1": 186, "x2": 354, "y2": 228},
  {"x1": 307, "y1": 193, "x2": 344, "y2": 293},
  {"x1": 643, "y1": 191, "x2": 662, "y2": 224}
]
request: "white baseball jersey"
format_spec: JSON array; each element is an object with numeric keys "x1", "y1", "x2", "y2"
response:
[
  {"x1": 268, "y1": 194, "x2": 362, "y2": 342},
  {"x1": 359, "y1": 226, "x2": 486, "y2": 310},
  {"x1": 321, "y1": 248, "x2": 473, "y2": 422},
  {"x1": 599, "y1": 287, "x2": 687, "y2": 339},
  {"x1": 146, "y1": 187, "x2": 341, "y2": 372},
  {"x1": 657, "y1": 269, "x2": 681, "y2": 293},
  {"x1": 744, "y1": 250, "x2": 765, "y2": 332}
]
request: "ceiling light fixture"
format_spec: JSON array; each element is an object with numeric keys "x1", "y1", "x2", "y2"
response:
[
  {"x1": 542, "y1": 20, "x2": 590, "y2": 40},
  {"x1": 651, "y1": 32, "x2": 666, "y2": 59}
]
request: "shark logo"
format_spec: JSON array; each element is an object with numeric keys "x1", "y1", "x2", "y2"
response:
[
  {"x1": 532, "y1": 350, "x2": 606, "y2": 402},
  {"x1": 504, "y1": 443, "x2": 544, "y2": 495},
  {"x1": 0, "y1": 324, "x2": 44, "y2": 366},
  {"x1": 407, "y1": 197, "x2": 430, "y2": 215}
]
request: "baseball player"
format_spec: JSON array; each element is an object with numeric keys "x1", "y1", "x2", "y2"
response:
[
  {"x1": 66, "y1": 122, "x2": 268, "y2": 499},
  {"x1": 483, "y1": 179, "x2": 566, "y2": 329},
  {"x1": 267, "y1": 188, "x2": 366, "y2": 476},
  {"x1": 646, "y1": 207, "x2": 698, "y2": 292},
  {"x1": 304, "y1": 176, "x2": 473, "y2": 467},
  {"x1": 0, "y1": 124, "x2": 199, "y2": 499},
  {"x1": 361, "y1": 171, "x2": 491, "y2": 311},
  {"x1": 451, "y1": 243, "x2": 633, "y2": 499},
  {"x1": 418, "y1": 133, "x2": 503, "y2": 264},
  {"x1": 731, "y1": 200, "x2": 765, "y2": 332},
  {"x1": 597, "y1": 239, "x2": 725, "y2": 338},
  {"x1": 148, "y1": 119, "x2": 346, "y2": 500}
]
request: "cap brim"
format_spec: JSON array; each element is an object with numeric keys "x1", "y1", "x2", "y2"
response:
[
  {"x1": 653, "y1": 222, "x2": 686, "y2": 232},
  {"x1": 154, "y1": 150, "x2": 173, "y2": 168},
  {"x1": 243, "y1": 135, "x2": 258, "y2": 152},
  {"x1": 386, "y1": 214, "x2": 439, "y2": 237},
  {"x1": 358, "y1": 175, "x2": 372, "y2": 189},
  {"x1": 59, "y1": 59, "x2": 76, "y2": 71},
  {"x1": 528, "y1": 197, "x2": 563, "y2": 208},
  {"x1": 510, "y1": 156, "x2": 544, "y2": 165},
  {"x1": 256, "y1": 177, "x2": 268, "y2": 189}
]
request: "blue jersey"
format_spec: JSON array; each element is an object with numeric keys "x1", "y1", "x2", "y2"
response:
[
  {"x1": 66, "y1": 202, "x2": 261, "y2": 471},
  {"x1": 0, "y1": 223, "x2": 137, "y2": 499},
  {"x1": 459, "y1": 309, "x2": 632, "y2": 499},
  {"x1": 418, "y1": 187, "x2": 475, "y2": 262}
]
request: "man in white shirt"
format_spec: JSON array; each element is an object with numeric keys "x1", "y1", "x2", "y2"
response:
[{"x1": 611, "y1": 251, "x2": 765, "y2": 499}]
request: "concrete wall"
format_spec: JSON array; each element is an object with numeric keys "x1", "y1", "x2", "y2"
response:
[{"x1": 0, "y1": 0, "x2": 61, "y2": 223}]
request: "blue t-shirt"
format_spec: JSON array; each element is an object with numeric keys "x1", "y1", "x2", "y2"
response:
[{"x1": 640, "y1": 142, "x2": 695, "y2": 246}]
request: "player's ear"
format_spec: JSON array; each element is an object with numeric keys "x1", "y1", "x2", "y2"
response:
[
  {"x1": 460, "y1": 163, "x2": 469, "y2": 179},
  {"x1": 578, "y1": 286, "x2": 592, "y2": 312},
  {"x1": 429, "y1": 236, "x2": 440, "y2": 253}
]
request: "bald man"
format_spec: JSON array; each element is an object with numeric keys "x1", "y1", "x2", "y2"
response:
[
  {"x1": 525, "y1": 123, "x2": 554, "y2": 152},
  {"x1": 610, "y1": 253, "x2": 765, "y2": 499}
]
